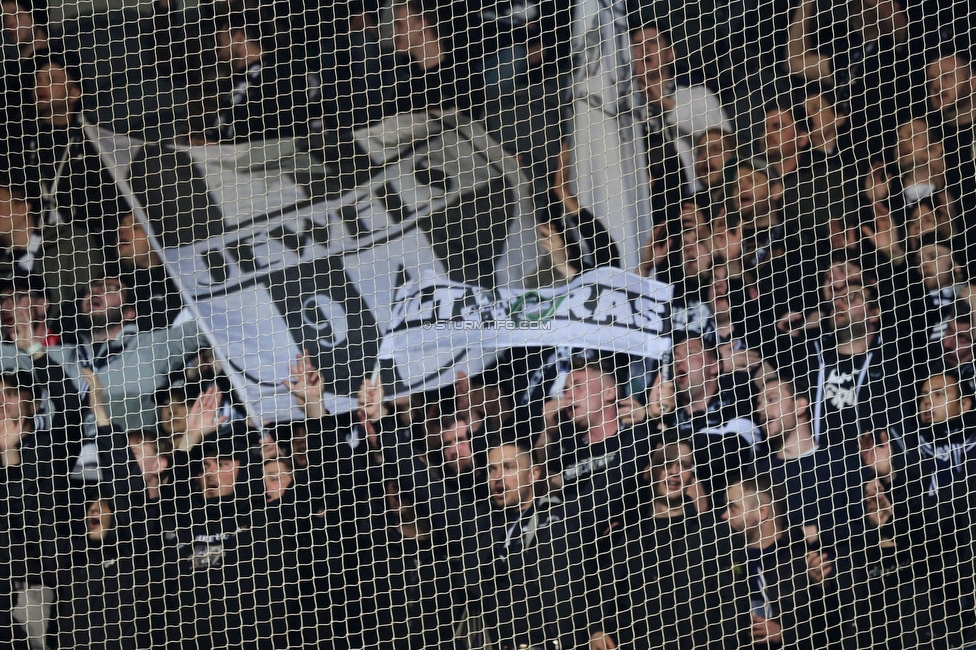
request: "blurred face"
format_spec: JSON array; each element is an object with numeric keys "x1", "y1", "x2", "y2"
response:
[
  {"x1": 34, "y1": 62, "x2": 80, "y2": 124},
  {"x1": 0, "y1": 381, "x2": 30, "y2": 451},
  {"x1": 918, "y1": 374, "x2": 970, "y2": 426},
  {"x1": 762, "y1": 108, "x2": 807, "y2": 160},
  {"x1": 86, "y1": 498, "x2": 114, "y2": 542},
  {"x1": 487, "y1": 444, "x2": 538, "y2": 512},
  {"x1": 917, "y1": 243, "x2": 956, "y2": 291},
  {"x1": 722, "y1": 482, "x2": 765, "y2": 544},
  {"x1": 942, "y1": 317, "x2": 974, "y2": 367},
  {"x1": 200, "y1": 456, "x2": 240, "y2": 500},
  {"x1": 730, "y1": 165, "x2": 774, "y2": 225},
  {"x1": 130, "y1": 439, "x2": 168, "y2": 493},
  {"x1": 392, "y1": 4, "x2": 431, "y2": 60},
  {"x1": 905, "y1": 202, "x2": 953, "y2": 254},
  {"x1": 78, "y1": 278, "x2": 129, "y2": 330},
  {"x1": 863, "y1": 477, "x2": 893, "y2": 529},
  {"x1": 821, "y1": 260, "x2": 863, "y2": 303},
  {"x1": 441, "y1": 418, "x2": 474, "y2": 475},
  {"x1": 695, "y1": 130, "x2": 734, "y2": 190},
  {"x1": 630, "y1": 26, "x2": 674, "y2": 96},
  {"x1": 707, "y1": 264, "x2": 732, "y2": 317},
  {"x1": 756, "y1": 379, "x2": 801, "y2": 443},
  {"x1": 116, "y1": 214, "x2": 156, "y2": 269},
  {"x1": 927, "y1": 54, "x2": 975, "y2": 124},
  {"x1": 804, "y1": 92, "x2": 845, "y2": 152},
  {"x1": 831, "y1": 283, "x2": 877, "y2": 334},
  {"x1": 565, "y1": 366, "x2": 614, "y2": 429},
  {"x1": 651, "y1": 442, "x2": 695, "y2": 504},
  {"x1": 679, "y1": 215, "x2": 713, "y2": 281},
  {"x1": 215, "y1": 28, "x2": 252, "y2": 72},
  {"x1": 672, "y1": 337, "x2": 717, "y2": 400},
  {"x1": 158, "y1": 397, "x2": 188, "y2": 437},
  {"x1": 2, "y1": 2, "x2": 33, "y2": 43},
  {"x1": 895, "y1": 119, "x2": 942, "y2": 171},
  {"x1": 0, "y1": 292, "x2": 29, "y2": 340},
  {"x1": 263, "y1": 460, "x2": 293, "y2": 502}
]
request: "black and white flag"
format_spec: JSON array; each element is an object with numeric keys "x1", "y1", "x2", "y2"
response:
[{"x1": 93, "y1": 111, "x2": 539, "y2": 422}]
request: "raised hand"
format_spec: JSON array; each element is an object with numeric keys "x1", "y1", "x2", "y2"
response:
[
  {"x1": 863, "y1": 477, "x2": 894, "y2": 531},
  {"x1": 357, "y1": 374, "x2": 386, "y2": 426},
  {"x1": 177, "y1": 385, "x2": 227, "y2": 452},
  {"x1": 284, "y1": 350, "x2": 327, "y2": 420},
  {"x1": 79, "y1": 366, "x2": 112, "y2": 428},
  {"x1": 859, "y1": 428, "x2": 893, "y2": 479},
  {"x1": 617, "y1": 395, "x2": 648, "y2": 428}
]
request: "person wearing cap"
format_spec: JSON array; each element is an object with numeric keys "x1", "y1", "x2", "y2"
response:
[
  {"x1": 590, "y1": 435, "x2": 751, "y2": 648},
  {"x1": 166, "y1": 428, "x2": 264, "y2": 648},
  {"x1": 459, "y1": 439, "x2": 589, "y2": 650}
]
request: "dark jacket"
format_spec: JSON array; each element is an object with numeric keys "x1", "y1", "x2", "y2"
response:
[
  {"x1": 596, "y1": 502, "x2": 751, "y2": 649},
  {"x1": 462, "y1": 495, "x2": 590, "y2": 650}
]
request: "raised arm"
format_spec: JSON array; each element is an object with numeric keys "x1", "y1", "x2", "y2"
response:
[{"x1": 785, "y1": 0, "x2": 834, "y2": 86}]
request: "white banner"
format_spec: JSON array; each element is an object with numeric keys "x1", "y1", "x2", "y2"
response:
[
  {"x1": 377, "y1": 267, "x2": 672, "y2": 397},
  {"x1": 571, "y1": 0, "x2": 653, "y2": 272}
]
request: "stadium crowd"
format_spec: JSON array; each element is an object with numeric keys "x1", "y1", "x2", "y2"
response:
[{"x1": 1, "y1": 0, "x2": 976, "y2": 648}]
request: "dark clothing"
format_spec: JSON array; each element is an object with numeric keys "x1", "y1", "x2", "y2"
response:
[
  {"x1": 847, "y1": 511, "x2": 931, "y2": 650},
  {"x1": 595, "y1": 503, "x2": 751, "y2": 648},
  {"x1": 461, "y1": 496, "x2": 589, "y2": 650},
  {"x1": 550, "y1": 421, "x2": 654, "y2": 535},
  {"x1": 0, "y1": 220, "x2": 103, "y2": 312},
  {"x1": 743, "y1": 525, "x2": 851, "y2": 648},
  {"x1": 797, "y1": 6, "x2": 929, "y2": 160},
  {"x1": 776, "y1": 330, "x2": 911, "y2": 457},
  {"x1": 169, "y1": 488, "x2": 262, "y2": 649},
  {"x1": 741, "y1": 221, "x2": 824, "y2": 354},
  {"x1": 676, "y1": 382, "x2": 760, "y2": 497},
  {"x1": 22, "y1": 114, "x2": 131, "y2": 239},
  {"x1": 248, "y1": 482, "x2": 325, "y2": 649},
  {"x1": 209, "y1": 54, "x2": 320, "y2": 143},
  {"x1": 123, "y1": 264, "x2": 185, "y2": 331},
  {"x1": 779, "y1": 156, "x2": 860, "y2": 239},
  {"x1": 57, "y1": 540, "x2": 142, "y2": 648},
  {"x1": 393, "y1": 53, "x2": 481, "y2": 117},
  {"x1": 756, "y1": 445, "x2": 864, "y2": 551},
  {"x1": 359, "y1": 522, "x2": 466, "y2": 648}
]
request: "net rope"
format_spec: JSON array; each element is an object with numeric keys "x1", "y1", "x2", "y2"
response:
[{"x1": 0, "y1": 0, "x2": 974, "y2": 648}]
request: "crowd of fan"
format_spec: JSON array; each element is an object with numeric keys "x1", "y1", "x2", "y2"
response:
[{"x1": 1, "y1": 0, "x2": 976, "y2": 648}]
